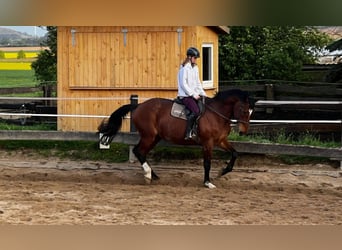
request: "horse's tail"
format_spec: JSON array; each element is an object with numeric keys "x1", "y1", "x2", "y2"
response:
[{"x1": 98, "y1": 104, "x2": 138, "y2": 145}]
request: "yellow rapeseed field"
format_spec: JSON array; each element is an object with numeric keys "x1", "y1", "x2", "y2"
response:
[
  {"x1": 0, "y1": 62, "x2": 32, "y2": 70},
  {"x1": 3, "y1": 52, "x2": 38, "y2": 59},
  {"x1": 0, "y1": 51, "x2": 38, "y2": 70}
]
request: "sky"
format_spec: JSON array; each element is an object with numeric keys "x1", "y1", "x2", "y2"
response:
[{"x1": 0, "y1": 26, "x2": 47, "y2": 37}]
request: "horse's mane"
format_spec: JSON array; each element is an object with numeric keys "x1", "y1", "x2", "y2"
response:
[
  {"x1": 210, "y1": 89, "x2": 255, "y2": 108},
  {"x1": 213, "y1": 89, "x2": 249, "y2": 102}
]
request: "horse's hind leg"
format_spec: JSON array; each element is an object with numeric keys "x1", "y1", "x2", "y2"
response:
[{"x1": 133, "y1": 137, "x2": 160, "y2": 183}]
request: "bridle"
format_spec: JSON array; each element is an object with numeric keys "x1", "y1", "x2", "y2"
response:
[{"x1": 205, "y1": 103, "x2": 251, "y2": 125}]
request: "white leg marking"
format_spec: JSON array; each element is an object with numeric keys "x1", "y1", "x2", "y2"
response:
[
  {"x1": 142, "y1": 162, "x2": 152, "y2": 180},
  {"x1": 204, "y1": 181, "x2": 216, "y2": 189}
]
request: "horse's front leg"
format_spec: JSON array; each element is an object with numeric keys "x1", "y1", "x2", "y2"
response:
[
  {"x1": 218, "y1": 140, "x2": 238, "y2": 177},
  {"x1": 203, "y1": 145, "x2": 216, "y2": 189}
]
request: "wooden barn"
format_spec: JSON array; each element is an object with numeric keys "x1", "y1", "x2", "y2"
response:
[{"x1": 57, "y1": 26, "x2": 229, "y2": 132}]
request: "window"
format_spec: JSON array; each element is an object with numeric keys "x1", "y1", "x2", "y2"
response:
[{"x1": 202, "y1": 44, "x2": 213, "y2": 88}]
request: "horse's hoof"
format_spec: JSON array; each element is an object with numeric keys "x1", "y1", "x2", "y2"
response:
[
  {"x1": 152, "y1": 172, "x2": 160, "y2": 180},
  {"x1": 217, "y1": 168, "x2": 224, "y2": 178},
  {"x1": 204, "y1": 181, "x2": 216, "y2": 189},
  {"x1": 144, "y1": 177, "x2": 152, "y2": 184},
  {"x1": 219, "y1": 166, "x2": 233, "y2": 177}
]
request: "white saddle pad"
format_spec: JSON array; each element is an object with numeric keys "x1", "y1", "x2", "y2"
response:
[{"x1": 170, "y1": 102, "x2": 188, "y2": 120}]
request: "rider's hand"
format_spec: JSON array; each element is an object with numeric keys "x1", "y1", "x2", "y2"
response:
[{"x1": 193, "y1": 95, "x2": 200, "y2": 100}]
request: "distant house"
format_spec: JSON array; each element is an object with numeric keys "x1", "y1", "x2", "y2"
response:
[{"x1": 57, "y1": 26, "x2": 229, "y2": 132}]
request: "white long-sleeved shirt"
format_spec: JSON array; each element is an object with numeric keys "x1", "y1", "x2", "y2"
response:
[{"x1": 177, "y1": 62, "x2": 206, "y2": 98}]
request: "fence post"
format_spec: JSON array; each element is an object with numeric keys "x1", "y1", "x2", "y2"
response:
[
  {"x1": 42, "y1": 83, "x2": 52, "y2": 106},
  {"x1": 265, "y1": 83, "x2": 274, "y2": 114},
  {"x1": 129, "y1": 95, "x2": 138, "y2": 163},
  {"x1": 130, "y1": 95, "x2": 138, "y2": 132}
]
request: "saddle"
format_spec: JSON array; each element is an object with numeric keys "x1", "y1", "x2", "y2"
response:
[{"x1": 170, "y1": 97, "x2": 205, "y2": 120}]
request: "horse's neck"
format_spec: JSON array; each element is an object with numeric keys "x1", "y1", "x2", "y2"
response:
[
  {"x1": 210, "y1": 99, "x2": 234, "y2": 111},
  {"x1": 207, "y1": 99, "x2": 234, "y2": 119}
]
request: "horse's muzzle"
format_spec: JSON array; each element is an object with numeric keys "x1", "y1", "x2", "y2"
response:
[{"x1": 238, "y1": 122, "x2": 249, "y2": 135}]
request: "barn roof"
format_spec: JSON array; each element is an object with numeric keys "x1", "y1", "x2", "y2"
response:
[{"x1": 207, "y1": 26, "x2": 230, "y2": 34}]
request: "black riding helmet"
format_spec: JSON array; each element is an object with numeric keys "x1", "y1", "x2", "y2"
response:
[{"x1": 187, "y1": 47, "x2": 200, "y2": 58}]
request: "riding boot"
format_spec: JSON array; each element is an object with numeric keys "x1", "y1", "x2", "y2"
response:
[{"x1": 184, "y1": 113, "x2": 197, "y2": 140}]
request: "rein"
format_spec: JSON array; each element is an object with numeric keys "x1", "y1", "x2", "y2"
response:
[{"x1": 205, "y1": 103, "x2": 249, "y2": 124}]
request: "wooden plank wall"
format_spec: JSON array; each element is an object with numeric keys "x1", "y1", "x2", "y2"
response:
[{"x1": 68, "y1": 26, "x2": 182, "y2": 89}]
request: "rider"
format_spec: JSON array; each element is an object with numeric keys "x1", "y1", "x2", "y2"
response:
[{"x1": 177, "y1": 47, "x2": 206, "y2": 140}]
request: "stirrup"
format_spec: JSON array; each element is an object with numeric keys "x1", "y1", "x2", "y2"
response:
[
  {"x1": 184, "y1": 134, "x2": 192, "y2": 140},
  {"x1": 184, "y1": 130, "x2": 196, "y2": 140}
]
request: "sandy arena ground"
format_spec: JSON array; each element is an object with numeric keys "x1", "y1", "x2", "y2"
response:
[{"x1": 0, "y1": 151, "x2": 341, "y2": 225}]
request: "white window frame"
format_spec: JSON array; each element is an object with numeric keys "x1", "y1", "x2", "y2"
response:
[{"x1": 201, "y1": 43, "x2": 214, "y2": 88}]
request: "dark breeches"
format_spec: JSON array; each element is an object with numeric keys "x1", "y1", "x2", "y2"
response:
[{"x1": 182, "y1": 97, "x2": 200, "y2": 115}]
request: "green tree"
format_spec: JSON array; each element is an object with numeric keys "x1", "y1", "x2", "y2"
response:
[
  {"x1": 219, "y1": 26, "x2": 331, "y2": 81},
  {"x1": 17, "y1": 50, "x2": 26, "y2": 59},
  {"x1": 31, "y1": 26, "x2": 57, "y2": 84}
]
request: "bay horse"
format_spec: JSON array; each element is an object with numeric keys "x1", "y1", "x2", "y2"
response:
[{"x1": 98, "y1": 89, "x2": 254, "y2": 188}]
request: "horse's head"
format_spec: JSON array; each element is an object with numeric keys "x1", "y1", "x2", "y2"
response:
[
  {"x1": 213, "y1": 89, "x2": 254, "y2": 135},
  {"x1": 233, "y1": 97, "x2": 253, "y2": 135}
]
